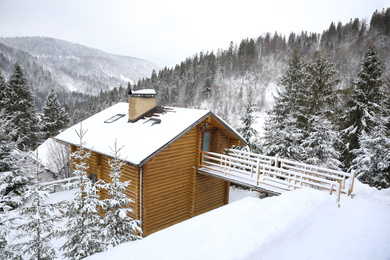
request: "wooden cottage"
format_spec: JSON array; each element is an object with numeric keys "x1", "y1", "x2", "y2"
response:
[{"x1": 55, "y1": 89, "x2": 246, "y2": 237}]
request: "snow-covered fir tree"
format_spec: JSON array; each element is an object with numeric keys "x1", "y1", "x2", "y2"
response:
[
  {"x1": 306, "y1": 54, "x2": 340, "y2": 119},
  {"x1": 238, "y1": 90, "x2": 259, "y2": 152},
  {"x1": 0, "y1": 152, "x2": 34, "y2": 210},
  {"x1": 0, "y1": 108, "x2": 18, "y2": 172},
  {"x1": 352, "y1": 117, "x2": 390, "y2": 189},
  {"x1": 41, "y1": 88, "x2": 69, "y2": 140},
  {"x1": 0, "y1": 194, "x2": 20, "y2": 259},
  {"x1": 60, "y1": 125, "x2": 105, "y2": 260},
  {"x1": 302, "y1": 115, "x2": 341, "y2": 170},
  {"x1": 0, "y1": 71, "x2": 6, "y2": 109},
  {"x1": 98, "y1": 141, "x2": 141, "y2": 248},
  {"x1": 11, "y1": 152, "x2": 60, "y2": 260},
  {"x1": 2, "y1": 63, "x2": 41, "y2": 151},
  {"x1": 263, "y1": 52, "x2": 308, "y2": 160},
  {"x1": 341, "y1": 45, "x2": 385, "y2": 171},
  {"x1": 0, "y1": 71, "x2": 18, "y2": 172},
  {"x1": 302, "y1": 54, "x2": 341, "y2": 166}
]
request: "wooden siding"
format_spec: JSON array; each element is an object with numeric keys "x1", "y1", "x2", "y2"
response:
[
  {"x1": 142, "y1": 127, "x2": 198, "y2": 236},
  {"x1": 69, "y1": 145, "x2": 140, "y2": 220},
  {"x1": 96, "y1": 154, "x2": 140, "y2": 220},
  {"x1": 68, "y1": 115, "x2": 240, "y2": 237},
  {"x1": 194, "y1": 172, "x2": 229, "y2": 216}
]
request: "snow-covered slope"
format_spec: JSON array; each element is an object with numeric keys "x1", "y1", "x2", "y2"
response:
[
  {"x1": 0, "y1": 37, "x2": 159, "y2": 95},
  {"x1": 87, "y1": 181, "x2": 390, "y2": 260}
]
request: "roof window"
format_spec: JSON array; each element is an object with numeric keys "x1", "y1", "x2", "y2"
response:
[
  {"x1": 104, "y1": 114, "x2": 125, "y2": 123},
  {"x1": 143, "y1": 118, "x2": 161, "y2": 126}
]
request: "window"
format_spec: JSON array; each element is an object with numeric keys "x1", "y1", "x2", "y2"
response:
[
  {"x1": 202, "y1": 130, "x2": 213, "y2": 152},
  {"x1": 104, "y1": 114, "x2": 125, "y2": 123},
  {"x1": 90, "y1": 173, "x2": 97, "y2": 184}
]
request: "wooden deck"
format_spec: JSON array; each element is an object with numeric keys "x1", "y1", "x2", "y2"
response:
[{"x1": 198, "y1": 149, "x2": 355, "y2": 204}]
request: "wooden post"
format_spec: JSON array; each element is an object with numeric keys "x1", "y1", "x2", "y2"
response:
[
  {"x1": 348, "y1": 170, "x2": 356, "y2": 196},
  {"x1": 255, "y1": 157, "x2": 261, "y2": 186},
  {"x1": 337, "y1": 179, "x2": 342, "y2": 206},
  {"x1": 200, "y1": 151, "x2": 204, "y2": 167},
  {"x1": 190, "y1": 166, "x2": 196, "y2": 217}
]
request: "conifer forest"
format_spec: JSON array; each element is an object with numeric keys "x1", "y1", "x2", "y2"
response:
[{"x1": 0, "y1": 7, "x2": 390, "y2": 259}]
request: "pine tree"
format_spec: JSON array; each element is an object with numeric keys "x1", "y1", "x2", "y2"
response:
[
  {"x1": 0, "y1": 194, "x2": 20, "y2": 259},
  {"x1": 352, "y1": 118, "x2": 390, "y2": 189},
  {"x1": 302, "y1": 54, "x2": 341, "y2": 166},
  {"x1": 238, "y1": 90, "x2": 259, "y2": 152},
  {"x1": 12, "y1": 152, "x2": 59, "y2": 259},
  {"x1": 98, "y1": 141, "x2": 141, "y2": 248},
  {"x1": 0, "y1": 109, "x2": 18, "y2": 172},
  {"x1": 306, "y1": 54, "x2": 340, "y2": 120},
  {"x1": 41, "y1": 88, "x2": 70, "y2": 140},
  {"x1": 263, "y1": 52, "x2": 308, "y2": 160},
  {"x1": 341, "y1": 46, "x2": 385, "y2": 170},
  {"x1": 3, "y1": 63, "x2": 41, "y2": 151},
  {"x1": 302, "y1": 115, "x2": 341, "y2": 170},
  {"x1": 0, "y1": 212, "x2": 21, "y2": 260},
  {"x1": 60, "y1": 125, "x2": 105, "y2": 259},
  {"x1": 0, "y1": 71, "x2": 6, "y2": 110},
  {"x1": 0, "y1": 152, "x2": 34, "y2": 210}
]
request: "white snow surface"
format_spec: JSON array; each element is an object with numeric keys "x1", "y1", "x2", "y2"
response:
[
  {"x1": 55, "y1": 103, "x2": 210, "y2": 165},
  {"x1": 86, "y1": 181, "x2": 390, "y2": 260}
]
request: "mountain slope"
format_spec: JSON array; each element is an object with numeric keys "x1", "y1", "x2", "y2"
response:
[{"x1": 0, "y1": 36, "x2": 159, "y2": 109}]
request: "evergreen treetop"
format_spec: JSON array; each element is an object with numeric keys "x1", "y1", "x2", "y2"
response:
[
  {"x1": 3, "y1": 63, "x2": 41, "y2": 151},
  {"x1": 41, "y1": 88, "x2": 69, "y2": 139},
  {"x1": 341, "y1": 45, "x2": 384, "y2": 170}
]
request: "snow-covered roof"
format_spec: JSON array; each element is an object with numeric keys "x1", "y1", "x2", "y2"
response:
[
  {"x1": 132, "y1": 89, "x2": 156, "y2": 95},
  {"x1": 55, "y1": 103, "x2": 244, "y2": 166}
]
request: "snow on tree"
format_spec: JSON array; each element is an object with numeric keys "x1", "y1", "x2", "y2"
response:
[
  {"x1": 0, "y1": 152, "x2": 34, "y2": 210},
  {"x1": 302, "y1": 115, "x2": 341, "y2": 170},
  {"x1": 11, "y1": 151, "x2": 60, "y2": 260},
  {"x1": 341, "y1": 45, "x2": 385, "y2": 170},
  {"x1": 60, "y1": 125, "x2": 105, "y2": 259},
  {"x1": 41, "y1": 88, "x2": 69, "y2": 140},
  {"x1": 302, "y1": 54, "x2": 341, "y2": 167},
  {"x1": 0, "y1": 109, "x2": 18, "y2": 172},
  {"x1": 306, "y1": 54, "x2": 340, "y2": 120},
  {"x1": 0, "y1": 192, "x2": 20, "y2": 259},
  {"x1": 238, "y1": 90, "x2": 260, "y2": 153},
  {"x1": 0, "y1": 71, "x2": 6, "y2": 109},
  {"x1": 263, "y1": 52, "x2": 308, "y2": 160},
  {"x1": 0, "y1": 213, "x2": 21, "y2": 260},
  {"x1": 2, "y1": 63, "x2": 41, "y2": 151},
  {"x1": 98, "y1": 140, "x2": 141, "y2": 248},
  {"x1": 352, "y1": 118, "x2": 390, "y2": 189}
]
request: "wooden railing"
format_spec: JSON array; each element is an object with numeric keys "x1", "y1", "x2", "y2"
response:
[
  {"x1": 199, "y1": 149, "x2": 355, "y2": 203},
  {"x1": 41, "y1": 177, "x2": 79, "y2": 193}
]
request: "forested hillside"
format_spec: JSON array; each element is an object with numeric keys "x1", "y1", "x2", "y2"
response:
[
  {"x1": 66, "y1": 8, "x2": 390, "y2": 189},
  {"x1": 72, "y1": 9, "x2": 390, "y2": 129},
  {"x1": 0, "y1": 37, "x2": 159, "y2": 110}
]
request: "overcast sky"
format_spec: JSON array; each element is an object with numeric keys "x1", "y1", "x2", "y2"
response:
[{"x1": 0, "y1": 0, "x2": 389, "y2": 67}]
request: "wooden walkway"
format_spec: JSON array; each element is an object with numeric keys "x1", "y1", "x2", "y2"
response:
[{"x1": 198, "y1": 149, "x2": 355, "y2": 203}]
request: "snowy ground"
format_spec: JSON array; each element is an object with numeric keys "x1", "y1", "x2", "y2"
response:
[{"x1": 84, "y1": 182, "x2": 390, "y2": 260}]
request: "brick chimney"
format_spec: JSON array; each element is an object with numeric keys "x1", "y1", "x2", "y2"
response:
[{"x1": 128, "y1": 89, "x2": 157, "y2": 122}]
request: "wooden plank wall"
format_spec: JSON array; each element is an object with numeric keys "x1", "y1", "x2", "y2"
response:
[
  {"x1": 142, "y1": 127, "x2": 198, "y2": 236},
  {"x1": 96, "y1": 154, "x2": 139, "y2": 221},
  {"x1": 195, "y1": 122, "x2": 231, "y2": 217},
  {"x1": 69, "y1": 145, "x2": 139, "y2": 220},
  {"x1": 194, "y1": 173, "x2": 229, "y2": 216}
]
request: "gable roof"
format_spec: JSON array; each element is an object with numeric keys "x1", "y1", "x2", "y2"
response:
[{"x1": 55, "y1": 102, "x2": 246, "y2": 167}]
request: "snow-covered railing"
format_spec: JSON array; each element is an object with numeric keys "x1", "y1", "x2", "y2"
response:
[
  {"x1": 199, "y1": 149, "x2": 356, "y2": 203},
  {"x1": 41, "y1": 177, "x2": 79, "y2": 193},
  {"x1": 225, "y1": 149, "x2": 355, "y2": 195}
]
